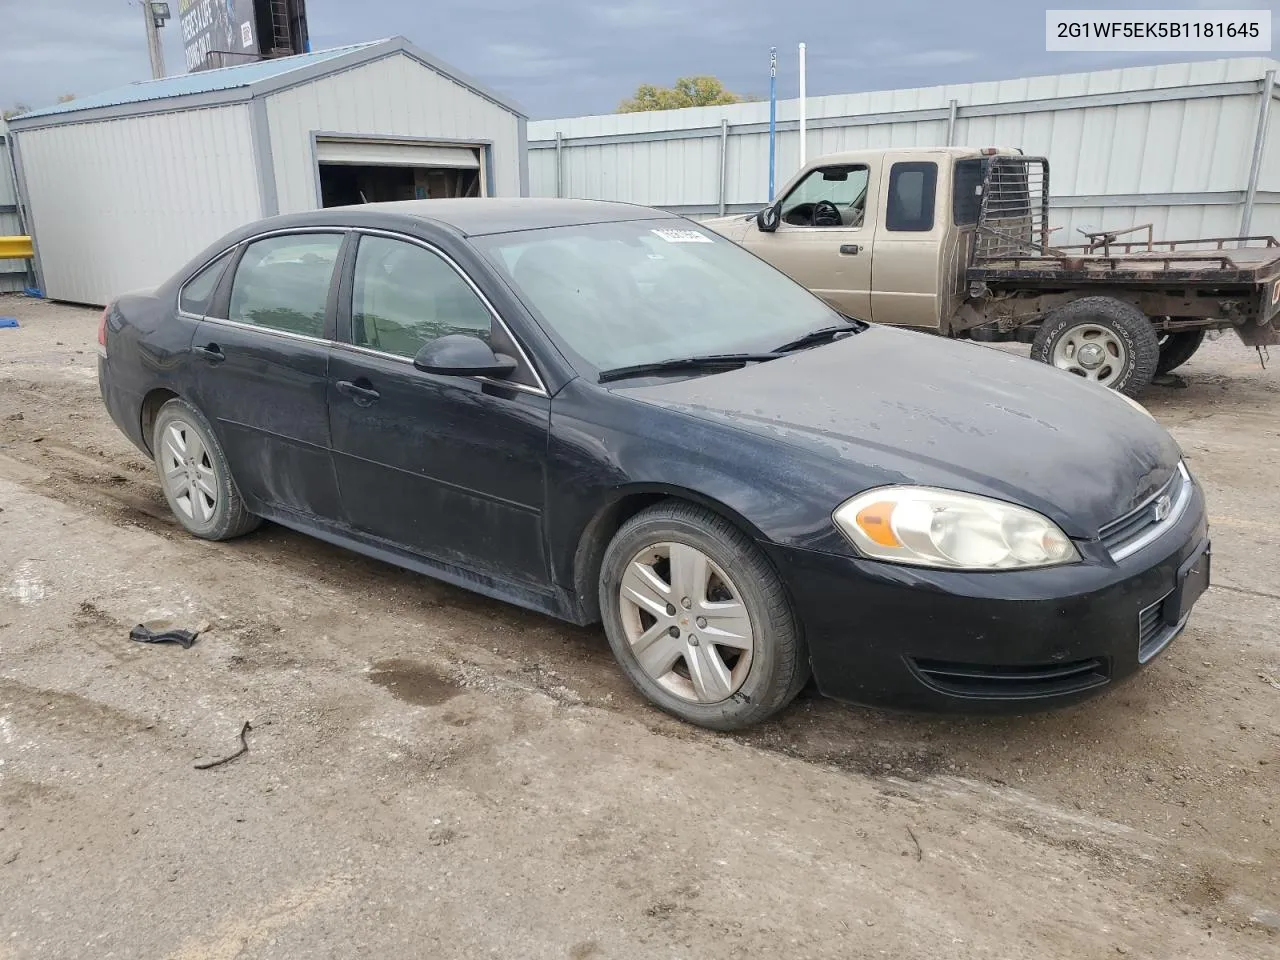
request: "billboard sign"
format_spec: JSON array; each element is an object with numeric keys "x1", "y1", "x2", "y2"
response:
[{"x1": 179, "y1": 0, "x2": 260, "y2": 72}]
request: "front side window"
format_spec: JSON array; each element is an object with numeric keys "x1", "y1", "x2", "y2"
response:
[
  {"x1": 476, "y1": 220, "x2": 845, "y2": 374},
  {"x1": 350, "y1": 236, "x2": 493, "y2": 359},
  {"x1": 228, "y1": 233, "x2": 344, "y2": 338},
  {"x1": 179, "y1": 250, "x2": 233, "y2": 316},
  {"x1": 885, "y1": 161, "x2": 938, "y2": 232},
  {"x1": 779, "y1": 165, "x2": 870, "y2": 228}
]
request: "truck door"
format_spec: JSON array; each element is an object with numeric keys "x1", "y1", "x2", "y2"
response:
[
  {"x1": 739, "y1": 160, "x2": 879, "y2": 320},
  {"x1": 869, "y1": 158, "x2": 945, "y2": 329}
]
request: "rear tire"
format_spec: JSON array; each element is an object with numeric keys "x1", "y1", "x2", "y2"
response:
[
  {"x1": 1031, "y1": 296, "x2": 1159, "y2": 397},
  {"x1": 152, "y1": 398, "x2": 260, "y2": 541},
  {"x1": 598, "y1": 501, "x2": 809, "y2": 731},
  {"x1": 1155, "y1": 329, "x2": 1205, "y2": 376}
]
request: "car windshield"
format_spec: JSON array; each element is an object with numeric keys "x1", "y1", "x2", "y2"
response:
[{"x1": 474, "y1": 219, "x2": 846, "y2": 374}]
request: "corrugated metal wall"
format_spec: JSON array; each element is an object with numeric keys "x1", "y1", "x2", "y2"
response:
[
  {"x1": 265, "y1": 53, "x2": 523, "y2": 214},
  {"x1": 0, "y1": 119, "x2": 29, "y2": 293},
  {"x1": 529, "y1": 57, "x2": 1280, "y2": 242},
  {"x1": 14, "y1": 105, "x2": 262, "y2": 305}
]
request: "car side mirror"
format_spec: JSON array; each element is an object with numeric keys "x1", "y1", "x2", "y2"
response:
[
  {"x1": 756, "y1": 204, "x2": 780, "y2": 233},
  {"x1": 413, "y1": 334, "x2": 517, "y2": 378}
]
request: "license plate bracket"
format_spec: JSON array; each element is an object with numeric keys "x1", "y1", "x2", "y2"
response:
[{"x1": 1164, "y1": 541, "x2": 1210, "y2": 627}]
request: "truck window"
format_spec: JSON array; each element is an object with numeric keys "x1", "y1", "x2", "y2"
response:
[
  {"x1": 778, "y1": 165, "x2": 870, "y2": 228},
  {"x1": 953, "y1": 159, "x2": 986, "y2": 225},
  {"x1": 885, "y1": 161, "x2": 938, "y2": 232}
]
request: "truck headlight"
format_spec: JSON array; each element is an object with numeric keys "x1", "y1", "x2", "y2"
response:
[{"x1": 833, "y1": 487, "x2": 1080, "y2": 570}]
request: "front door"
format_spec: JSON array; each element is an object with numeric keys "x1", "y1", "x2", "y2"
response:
[
  {"x1": 189, "y1": 230, "x2": 346, "y2": 522},
  {"x1": 740, "y1": 161, "x2": 879, "y2": 320},
  {"x1": 327, "y1": 233, "x2": 551, "y2": 587}
]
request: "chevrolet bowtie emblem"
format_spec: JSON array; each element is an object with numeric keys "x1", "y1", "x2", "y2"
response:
[{"x1": 1153, "y1": 494, "x2": 1172, "y2": 523}]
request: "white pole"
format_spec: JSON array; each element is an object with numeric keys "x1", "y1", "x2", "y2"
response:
[{"x1": 798, "y1": 42, "x2": 807, "y2": 167}]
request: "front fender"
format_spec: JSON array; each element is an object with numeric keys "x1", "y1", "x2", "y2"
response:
[{"x1": 545, "y1": 380, "x2": 859, "y2": 607}]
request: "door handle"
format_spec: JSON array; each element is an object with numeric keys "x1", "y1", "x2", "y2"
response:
[
  {"x1": 193, "y1": 343, "x2": 225, "y2": 362},
  {"x1": 839, "y1": 244, "x2": 861, "y2": 256},
  {"x1": 336, "y1": 380, "x2": 381, "y2": 405}
]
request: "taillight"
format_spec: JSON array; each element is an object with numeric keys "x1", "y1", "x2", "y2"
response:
[{"x1": 97, "y1": 305, "x2": 110, "y2": 357}]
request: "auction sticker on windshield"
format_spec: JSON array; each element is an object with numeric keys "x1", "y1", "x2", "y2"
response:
[{"x1": 652, "y1": 228, "x2": 713, "y2": 243}]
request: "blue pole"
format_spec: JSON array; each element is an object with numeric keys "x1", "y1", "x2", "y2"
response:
[{"x1": 768, "y1": 47, "x2": 777, "y2": 201}]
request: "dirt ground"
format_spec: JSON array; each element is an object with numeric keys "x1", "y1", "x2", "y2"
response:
[{"x1": 0, "y1": 293, "x2": 1277, "y2": 960}]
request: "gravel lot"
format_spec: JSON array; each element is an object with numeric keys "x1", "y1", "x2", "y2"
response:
[{"x1": 1, "y1": 293, "x2": 1277, "y2": 959}]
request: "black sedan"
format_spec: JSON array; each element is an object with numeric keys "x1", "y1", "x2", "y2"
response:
[{"x1": 97, "y1": 199, "x2": 1210, "y2": 729}]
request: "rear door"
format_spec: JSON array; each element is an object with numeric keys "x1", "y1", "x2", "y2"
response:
[
  {"x1": 189, "y1": 229, "x2": 347, "y2": 523},
  {"x1": 869, "y1": 157, "x2": 945, "y2": 328},
  {"x1": 739, "y1": 160, "x2": 880, "y2": 319}
]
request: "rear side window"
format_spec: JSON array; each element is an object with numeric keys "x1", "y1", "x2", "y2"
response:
[
  {"x1": 228, "y1": 233, "x2": 344, "y2": 338},
  {"x1": 952, "y1": 159, "x2": 986, "y2": 226},
  {"x1": 885, "y1": 161, "x2": 938, "y2": 232},
  {"x1": 178, "y1": 251, "x2": 232, "y2": 316}
]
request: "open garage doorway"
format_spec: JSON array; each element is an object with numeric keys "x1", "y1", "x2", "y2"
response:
[{"x1": 315, "y1": 137, "x2": 487, "y2": 207}]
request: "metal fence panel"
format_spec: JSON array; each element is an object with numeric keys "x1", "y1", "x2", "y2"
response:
[
  {"x1": 529, "y1": 57, "x2": 1280, "y2": 240},
  {"x1": 0, "y1": 120, "x2": 29, "y2": 293}
]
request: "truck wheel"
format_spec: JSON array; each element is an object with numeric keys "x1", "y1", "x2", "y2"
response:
[
  {"x1": 1031, "y1": 297, "x2": 1159, "y2": 396},
  {"x1": 1155, "y1": 329, "x2": 1205, "y2": 376}
]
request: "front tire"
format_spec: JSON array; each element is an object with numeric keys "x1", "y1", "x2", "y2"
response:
[
  {"x1": 1031, "y1": 297, "x2": 1159, "y2": 397},
  {"x1": 152, "y1": 398, "x2": 260, "y2": 541},
  {"x1": 598, "y1": 501, "x2": 809, "y2": 730}
]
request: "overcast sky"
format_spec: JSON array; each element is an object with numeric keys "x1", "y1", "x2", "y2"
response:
[{"x1": 1, "y1": 0, "x2": 1275, "y2": 120}]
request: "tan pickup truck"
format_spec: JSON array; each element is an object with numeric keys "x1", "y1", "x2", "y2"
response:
[{"x1": 704, "y1": 147, "x2": 1280, "y2": 396}]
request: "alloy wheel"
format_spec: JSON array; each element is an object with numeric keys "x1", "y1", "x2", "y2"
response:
[
  {"x1": 159, "y1": 419, "x2": 218, "y2": 524},
  {"x1": 617, "y1": 541, "x2": 755, "y2": 703}
]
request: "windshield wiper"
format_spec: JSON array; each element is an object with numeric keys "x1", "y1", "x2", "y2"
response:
[
  {"x1": 773, "y1": 322, "x2": 864, "y2": 354},
  {"x1": 598, "y1": 353, "x2": 781, "y2": 384}
]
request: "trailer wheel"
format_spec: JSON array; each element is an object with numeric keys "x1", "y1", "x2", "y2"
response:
[
  {"x1": 1155, "y1": 329, "x2": 1206, "y2": 376},
  {"x1": 1031, "y1": 297, "x2": 1159, "y2": 397}
]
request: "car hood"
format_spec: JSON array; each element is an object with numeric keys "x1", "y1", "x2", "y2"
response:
[
  {"x1": 701, "y1": 215, "x2": 755, "y2": 243},
  {"x1": 616, "y1": 326, "x2": 1183, "y2": 537}
]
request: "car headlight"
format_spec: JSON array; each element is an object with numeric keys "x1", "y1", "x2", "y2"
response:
[
  {"x1": 833, "y1": 487, "x2": 1080, "y2": 570},
  {"x1": 1114, "y1": 391, "x2": 1154, "y2": 419}
]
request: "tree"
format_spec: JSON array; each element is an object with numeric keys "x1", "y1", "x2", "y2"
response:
[
  {"x1": 2, "y1": 104, "x2": 31, "y2": 121},
  {"x1": 618, "y1": 76, "x2": 745, "y2": 113},
  {"x1": 57, "y1": 94, "x2": 76, "y2": 103}
]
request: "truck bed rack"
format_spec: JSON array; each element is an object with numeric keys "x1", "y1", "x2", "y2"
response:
[{"x1": 968, "y1": 156, "x2": 1280, "y2": 287}]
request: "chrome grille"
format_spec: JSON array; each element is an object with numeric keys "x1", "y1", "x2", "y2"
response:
[{"x1": 1100, "y1": 463, "x2": 1192, "y2": 561}]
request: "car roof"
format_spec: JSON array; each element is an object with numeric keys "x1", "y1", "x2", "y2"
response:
[{"x1": 271, "y1": 198, "x2": 675, "y2": 238}]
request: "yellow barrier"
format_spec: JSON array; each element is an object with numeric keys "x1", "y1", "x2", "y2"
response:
[{"x1": 0, "y1": 236, "x2": 34, "y2": 259}]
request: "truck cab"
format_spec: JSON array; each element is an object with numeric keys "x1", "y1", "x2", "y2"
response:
[
  {"x1": 706, "y1": 146, "x2": 1280, "y2": 397},
  {"x1": 705, "y1": 147, "x2": 1023, "y2": 330}
]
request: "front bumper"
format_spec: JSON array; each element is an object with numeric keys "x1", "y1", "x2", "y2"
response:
[{"x1": 767, "y1": 481, "x2": 1209, "y2": 712}]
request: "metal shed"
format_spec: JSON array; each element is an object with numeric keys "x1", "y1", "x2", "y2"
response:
[{"x1": 6, "y1": 36, "x2": 528, "y2": 306}]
